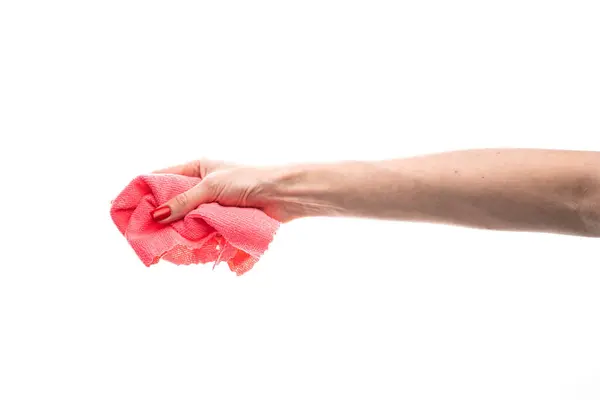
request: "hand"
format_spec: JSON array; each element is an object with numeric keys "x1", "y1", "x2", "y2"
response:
[{"x1": 150, "y1": 159, "x2": 296, "y2": 224}]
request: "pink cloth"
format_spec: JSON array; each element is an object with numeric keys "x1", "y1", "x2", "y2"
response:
[{"x1": 110, "y1": 174, "x2": 279, "y2": 275}]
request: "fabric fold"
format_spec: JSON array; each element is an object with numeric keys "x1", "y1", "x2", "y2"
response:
[{"x1": 110, "y1": 174, "x2": 280, "y2": 275}]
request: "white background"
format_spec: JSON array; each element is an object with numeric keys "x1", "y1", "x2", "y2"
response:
[{"x1": 1, "y1": 1, "x2": 600, "y2": 399}]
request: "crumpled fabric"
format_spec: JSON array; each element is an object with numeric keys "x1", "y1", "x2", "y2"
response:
[{"x1": 110, "y1": 174, "x2": 279, "y2": 275}]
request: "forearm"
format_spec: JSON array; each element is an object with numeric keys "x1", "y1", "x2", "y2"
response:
[{"x1": 267, "y1": 148, "x2": 600, "y2": 236}]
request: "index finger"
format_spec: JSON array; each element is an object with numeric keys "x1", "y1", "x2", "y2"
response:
[{"x1": 152, "y1": 160, "x2": 202, "y2": 177}]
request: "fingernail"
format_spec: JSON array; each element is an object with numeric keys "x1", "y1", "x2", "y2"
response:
[{"x1": 151, "y1": 206, "x2": 171, "y2": 222}]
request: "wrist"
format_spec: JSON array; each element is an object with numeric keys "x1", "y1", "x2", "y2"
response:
[{"x1": 260, "y1": 163, "x2": 346, "y2": 220}]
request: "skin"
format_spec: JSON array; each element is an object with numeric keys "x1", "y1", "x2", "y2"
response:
[{"x1": 152, "y1": 148, "x2": 600, "y2": 237}]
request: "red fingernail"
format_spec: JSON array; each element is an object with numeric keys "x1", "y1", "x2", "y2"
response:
[{"x1": 151, "y1": 206, "x2": 171, "y2": 222}]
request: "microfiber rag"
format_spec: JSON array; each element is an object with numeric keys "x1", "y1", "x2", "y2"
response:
[{"x1": 110, "y1": 174, "x2": 280, "y2": 275}]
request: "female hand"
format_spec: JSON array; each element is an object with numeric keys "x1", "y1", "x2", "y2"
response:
[{"x1": 150, "y1": 159, "x2": 297, "y2": 224}]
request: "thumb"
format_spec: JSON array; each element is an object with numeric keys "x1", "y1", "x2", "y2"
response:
[{"x1": 151, "y1": 181, "x2": 214, "y2": 224}]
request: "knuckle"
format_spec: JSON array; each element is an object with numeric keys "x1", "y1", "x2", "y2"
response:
[
  {"x1": 175, "y1": 192, "x2": 189, "y2": 208},
  {"x1": 193, "y1": 160, "x2": 203, "y2": 178},
  {"x1": 203, "y1": 175, "x2": 218, "y2": 190},
  {"x1": 202, "y1": 175, "x2": 222, "y2": 200}
]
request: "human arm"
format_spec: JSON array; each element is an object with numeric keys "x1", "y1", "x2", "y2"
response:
[{"x1": 152, "y1": 148, "x2": 600, "y2": 237}]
